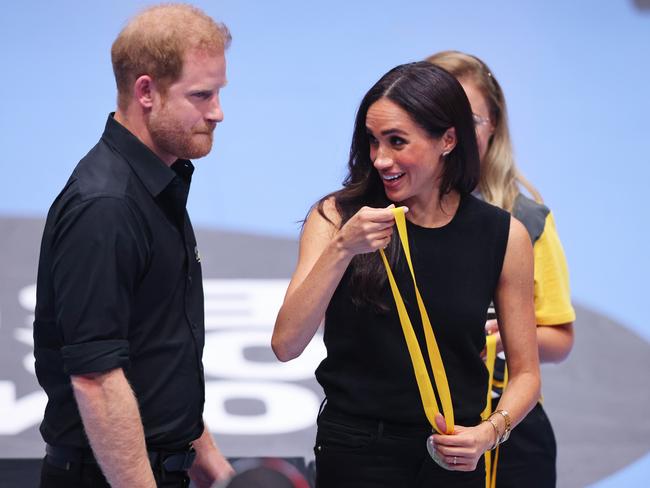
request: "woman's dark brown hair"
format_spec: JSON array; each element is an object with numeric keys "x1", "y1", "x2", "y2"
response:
[{"x1": 318, "y1": 61, "x2": 480, "y2": 310}]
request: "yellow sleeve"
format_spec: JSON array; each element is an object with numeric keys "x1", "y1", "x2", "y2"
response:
[{"x1": 533, "y1": 212, "x2": 576, "y2": 326}]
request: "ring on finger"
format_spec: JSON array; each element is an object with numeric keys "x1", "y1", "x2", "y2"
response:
[{"x1": 453, "y1": 456, "x2": 457, "y2": 465}]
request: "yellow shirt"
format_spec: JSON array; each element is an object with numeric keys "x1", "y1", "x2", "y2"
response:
[{"x1": 533, "y1": 212, "x2": 576, "y2": 326}]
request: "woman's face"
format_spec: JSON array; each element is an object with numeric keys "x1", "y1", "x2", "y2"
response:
[
  {"x1": 458, "y1": 78, "x2": 494, "y2": 163},
  {"x1": 366, "y1": 97, "x2": 453, "y2": 206}
]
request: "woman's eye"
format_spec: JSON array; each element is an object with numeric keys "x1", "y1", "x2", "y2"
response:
[
  {"x1": 368, "y1": 135, "x2": 378, "y2": 145},
  {"x1": 391, "y1": 136, "x2": 406, "y2": 147}
]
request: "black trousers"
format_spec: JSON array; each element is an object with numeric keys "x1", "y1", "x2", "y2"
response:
[
  {"x1": 493, "y1": 401, "x2": 557, "y2": 488},
  {"x1": 39, "y1": 456, "x2": 190, "y2": 488},
  {"x1": 314, "y1": 406, "x2": 485, "y2": 488}
]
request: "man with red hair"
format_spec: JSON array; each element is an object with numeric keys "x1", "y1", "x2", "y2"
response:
[{"x1": 34, "y1": 4, "x2": 233, "y2": 487}]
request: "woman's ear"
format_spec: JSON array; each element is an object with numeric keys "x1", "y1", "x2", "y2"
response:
[{"x1": 441, "y1": 127, "x2": 457, "y2": 156}]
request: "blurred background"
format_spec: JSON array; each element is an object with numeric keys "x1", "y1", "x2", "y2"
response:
[{"x1": 0, "y1": 1, "x2": 648, "y2": 486}]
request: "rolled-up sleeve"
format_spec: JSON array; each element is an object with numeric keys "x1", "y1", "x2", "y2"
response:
[
  {"x1": 61, "y1": 339, "x2": 130, "y2": 375},
  {"x1": 51, "y1": 196, "x2": 148, "y2": 375}
]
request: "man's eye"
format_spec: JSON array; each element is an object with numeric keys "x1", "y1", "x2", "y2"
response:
[{"x1": 193, "y1": 92, "x2": 211, "y2": 100}]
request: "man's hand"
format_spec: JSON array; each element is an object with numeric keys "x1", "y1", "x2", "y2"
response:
[{"x1": 189, "y1": 424, "x2": 234, "y2": 488}]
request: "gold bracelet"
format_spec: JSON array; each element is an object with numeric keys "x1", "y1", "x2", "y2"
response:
[
  {"x1": 492, "y1": 410, "x2": 512, "y2": 444},
  {"x1": 482, "y1": 417, "x2": 500, "y2": 450}
]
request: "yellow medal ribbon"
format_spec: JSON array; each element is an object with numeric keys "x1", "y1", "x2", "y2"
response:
[
  {"x1": 482, "y1": 333, "x2": 498, "y2": 488},
  {"x1": 378, "y1": 206, "x2": 454, "y2": 435},
  {"x1": 483, "y1": 334, "x2": 512, "y2": 487}
]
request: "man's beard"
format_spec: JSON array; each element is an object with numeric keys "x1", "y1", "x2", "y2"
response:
[{"x1": 148, "y1": 106, "x2": 214, "y2": 160}]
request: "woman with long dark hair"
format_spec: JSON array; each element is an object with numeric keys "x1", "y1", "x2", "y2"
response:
[{"x1": 272, "y1": 62, "x2": 541, "y2": 487}]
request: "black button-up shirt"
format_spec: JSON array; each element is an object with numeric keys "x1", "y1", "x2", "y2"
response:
[{"x1": 34, "y1": 114, "x2": 205, "y2": 450}]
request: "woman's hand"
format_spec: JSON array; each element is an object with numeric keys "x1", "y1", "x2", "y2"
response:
[
  {"x1": 334, "y1": 204, "x2": 404, "y2": 257},
  {"x1": 427, "y1": 413, "x2": 495, "y2": 471},
  {"x1": 272, "y1": 201, "x2": 403, "y2": 362},
  {"x1": 481, "y1": 319, "x2": 504, "y2": 358},
  {"x1": 484, "y1": 315, "x2": 575, "y2": 363}
]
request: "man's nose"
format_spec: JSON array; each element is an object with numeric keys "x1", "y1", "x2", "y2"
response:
[{"x1": 206, "y1": 97, "x2": 224, "y2": 123}]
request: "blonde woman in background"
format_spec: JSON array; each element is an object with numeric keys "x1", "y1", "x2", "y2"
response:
[{"x1": 427, "y1": 51, "x2": 576, "y2": 487}]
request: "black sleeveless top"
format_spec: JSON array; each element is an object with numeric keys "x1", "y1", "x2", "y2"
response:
[{"x1": 315, "y1": 194, "x2": 510, "y2": 426}]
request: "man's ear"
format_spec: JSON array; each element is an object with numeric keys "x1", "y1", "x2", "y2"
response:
[{"x1": 133, "y1": 75, "x2": 155, "y2": 109}]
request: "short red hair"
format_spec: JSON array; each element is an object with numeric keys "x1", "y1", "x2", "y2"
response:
[{"x1": 111, "y1": 3, "x2": 231, "y2": 110}]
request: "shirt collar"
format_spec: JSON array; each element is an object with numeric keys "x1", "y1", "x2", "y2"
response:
[{"x1": 101, "y1": 113, "x2": 194, "y2": 197}]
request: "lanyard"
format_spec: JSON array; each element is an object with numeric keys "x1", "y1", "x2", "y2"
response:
[
  {"x1": 482, "y1": 333, "x2": 498, "y2": 488},
  {"x1": 378, "y1": 206, "x2": 454, "y2": 435}
]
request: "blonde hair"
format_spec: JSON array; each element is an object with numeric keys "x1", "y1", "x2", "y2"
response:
[
  {"x1": 111, "y1": 3, "x2": 231, "y2": 111},
  {"x1": 425, "y1": 50, "x2": 542, "y2": 211}
]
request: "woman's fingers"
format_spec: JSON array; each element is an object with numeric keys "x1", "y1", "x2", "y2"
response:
[
  {"x1": 431, "y1": 448, "x2": 480, "y2": 472},
  {"x1": 366, "y1": 234, "x2": 392, "y2": 251},
  {"x1": 443, "y1": 454, "x2": 473, "y2": 471},
  {"x1": 429, "y1": 447, "x2": 478, "y2": 472},
  {"x1": 361, "y1": 220, "x2": 395, "y2": 233},
  {"x1": 434, "y1": 412, "x2": 449, "y2": 434},
  {"x1": 428, "y1": 422, "x2": 490, "y2": 471},
  {"x1": 485, "y1": 319, "x2": 499, "y2": 334},
  {"x1": 338, "y1": 204, "x2": 405, "y2": 255},
  {"x1": 360, "y1": 204, "x2": 407, "y2": 223},
  {"x1": 434, "y1": 444, "x2": 470, "y2": 457}
]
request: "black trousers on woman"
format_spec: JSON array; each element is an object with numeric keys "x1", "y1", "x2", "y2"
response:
[
  {"x1": 314, "y1": 406, "x2": 485, "y2": 488},
  {"x1": 493, "y1": 401, "x2": 557, "y2": 488}
]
